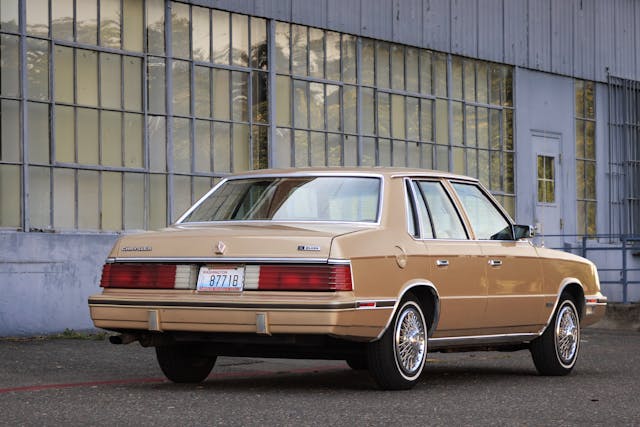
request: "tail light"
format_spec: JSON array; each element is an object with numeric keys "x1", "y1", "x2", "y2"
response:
[
  {"x1": 257, "y1": 265, "x2": 352, "y2": 291},
  {"x1": 100, "y1": 263, "x2": 177, "y2": 289}
]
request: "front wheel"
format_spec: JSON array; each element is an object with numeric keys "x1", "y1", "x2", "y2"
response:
[
  {"x1": 530, "y1": 297, "x2": 580, "y2": 376},
  {"x1": 156, "y1": 344, "x2": 216, "y2": 383},
  {"x1": 367, "y1": 296, "x2": 427, "y2": 390}
]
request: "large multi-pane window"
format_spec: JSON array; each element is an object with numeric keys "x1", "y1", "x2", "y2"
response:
[
  {"x1": 575, "y1": 80, "x2": 596, "y2": 235},
  {"x1": 0, "y1": 0, "x2": 516, "y2": 232}
]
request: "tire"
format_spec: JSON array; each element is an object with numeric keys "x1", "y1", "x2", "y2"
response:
[
  {"x1": 155, "y1": 344, "x2": 217, "y2": 383},
  {"x1": 367, "y1": 295, "x2": 428, "y2": 390},
  {"x1": 530, "y1": 296, "x2": 580, "y2": 376},
  {"x1": 345, "y1": 353, "x2": 368, "y2": 370}
]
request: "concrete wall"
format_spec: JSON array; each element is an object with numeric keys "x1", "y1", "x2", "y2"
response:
[
  {"x1": 0, "y1": 232, "x2": 117, "y2": 336},
  {"x1": 193, "y1": 0, "x2": 640, "y2": 82}
]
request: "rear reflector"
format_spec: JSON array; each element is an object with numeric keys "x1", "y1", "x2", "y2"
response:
[
  {"x1": 257, "y1": 265, "x2": 352, "y2": 291},
  {"x1": 100, "y1": 263, "x2": 177, "y2": 289}
]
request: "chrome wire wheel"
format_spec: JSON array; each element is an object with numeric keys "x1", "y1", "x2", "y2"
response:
[
  {"x1": 394, "y1": 303, "x2": 426, "y2": 377},
  {"x1": 555, "y1": 302, "x2": 580, "y2": 366}
]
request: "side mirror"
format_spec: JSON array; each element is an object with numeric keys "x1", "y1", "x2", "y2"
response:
[{"x1": 513, "y1": 224, "x2": 535, "y2": 240}]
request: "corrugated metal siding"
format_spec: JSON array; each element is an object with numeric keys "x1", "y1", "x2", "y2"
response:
[
  {"x1": 551, "y1": 0, "x2": 573, "y2": 76},
  {"x1": 196, "y1": 0, "x2": 640, "y2": 82},
  {"x1": 478, "y1": 0, "x2": 504, "y2": 63},
  {"x1": 451, "y1": 0, "x2": 478, "y2": 57}
]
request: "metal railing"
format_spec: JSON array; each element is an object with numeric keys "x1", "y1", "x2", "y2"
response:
[{"x1": 535, "y1": 234, "x2": 640, "y2": 304}]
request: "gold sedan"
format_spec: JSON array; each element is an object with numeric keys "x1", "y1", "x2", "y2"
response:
[{"x1": 89, "y1": 168, "x2": 606, "y2": 390}]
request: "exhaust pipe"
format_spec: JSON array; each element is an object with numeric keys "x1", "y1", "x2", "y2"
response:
[{"x1": 109, "y1": 334, "x2": 138, "y2": 345}]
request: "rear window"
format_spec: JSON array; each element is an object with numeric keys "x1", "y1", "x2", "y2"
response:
[{"x1": 181, "y1": 176, "x2": 381, "y2": 223}]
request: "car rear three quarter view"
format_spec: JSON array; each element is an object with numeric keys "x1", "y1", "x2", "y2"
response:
[{"x1": 89, "y1": 168, "x2": 607, "y2": 390}]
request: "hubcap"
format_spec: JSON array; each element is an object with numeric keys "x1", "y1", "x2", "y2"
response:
[
  {"x1": 555, "y1": 303, "x2": 579, "y2": 365},
  {"x1": 394, "y1": 305, "x2": 426, "y2": 376}
]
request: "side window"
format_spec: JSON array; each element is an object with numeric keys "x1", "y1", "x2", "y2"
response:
[
  {"x1": 407, "y1": 180, "x2": 433, "y2": 238},
  {"x1": 451, "y1": 182, "x2": 512, "y2": 240},
  {"x1": 414, "y1": 181, "x2": 467, "y2": 240}
]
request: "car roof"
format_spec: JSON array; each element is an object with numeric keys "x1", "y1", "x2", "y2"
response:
[{"x1": 225, "y1": 167, "x2": 479, "y2": 182}]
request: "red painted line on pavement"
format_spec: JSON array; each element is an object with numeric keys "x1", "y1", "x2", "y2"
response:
[{"x1": 0, "y1": 364, "x2": 346, "y2": 394}]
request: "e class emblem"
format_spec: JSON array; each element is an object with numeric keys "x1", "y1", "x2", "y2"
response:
[{"x1": 215, "y1": 241, "x2": 227, "y2": 255}]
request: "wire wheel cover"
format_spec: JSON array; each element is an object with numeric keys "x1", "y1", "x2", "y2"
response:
[
  {"x1": 555, "y1": 304, "x2": 579, "y2": 364},
  {"x1": 394, "y1": 306, "x2": 426, "y2": 375}
]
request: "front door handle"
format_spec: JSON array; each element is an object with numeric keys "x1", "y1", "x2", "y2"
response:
[
  {"x1": 488, "y1": 259, "x2": 503, "y2": 267},
  {"x1": 436, "y1": 259, "x2": 449, "y2": 267}
]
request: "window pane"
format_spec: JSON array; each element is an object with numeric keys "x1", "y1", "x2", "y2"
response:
[
  {"x1": 55, "y1": 106, "x2": 75, "y2": 163},
  {"x1": 100, "y1": 0, "x2": 121, "y2": 48},
  {"x1": 149, "y1": 174, "x2": 166, "y2": 229},
  {"x1": 173, "y1": 117, "x2": 191, "y2": 173},
  {"x1": 275, "y1": 22, "x2": 289, "y2": 74},
  {"x1": 361, "y1": 39, "x2": 374, "y2": 86},
  {"x1": 362, "y1": 137, "x2": 375, "y2": 166},
  {"x1": 416, "y1": 181, "x2": 467, "y2": 239},
  {"x1": 586, "y1": 162, "x2": 596, "y2": 199},
  {"x1": 576, "y1": 160, "x2": 585, "y2": 199},
  {"x1": 53, "y1": 168, "x2": 74, "y2": 229},
  {"x1": 325, "y1": 32, "x2": 340, "y2": 81},
  {"x1": 309, "y1": 82, "x2": 325, "y2": 130},
  {"x1": 273, "y1": 128, "x2": 291, "y2": 168},
  {"x1": 27, "y1": 38, "x2": 49, "y2": 101},
  {"x1": 391, "y1": 94, "x2": 405, "y2": 139},
  {"x1": 52, "y1": 0, "x2": 73, "y2": 41},
  {"x1": 194, "y1": 66, "x2": 211, "y2": 117},
  {"x1": 172, "y1": 59, "x2": 191, "y2": 116},
  {"x1": 327, "y1": 133, "x2": 342, "y2": 166},
  {"x1": 102, "y1": 171, "x2": 122, "y2": 230},
  {"x1": 452, "y1": 183, "x2": 511, "y2": 240},
  {"x1": 213, "y1": 122, "x2": 230, "y2": 172},
  {"x1": 123, "y1": 0, "x2": 143, "y2": 51},
  {"x1": 342, "y1": 35, "x2": 357, "y2": 84},
  {"x1": 407, "y1": 97, "x2": 419, "y2": 141},
  {"x1": 421, "y1": 142, "x2": 433, "y2": 169},
  {"x1": 77, "y1": 108, "x2": 99, "y2": 165},
  {"x1": 291, "y1": 25, "x2": 307, "y2": 76},
  {"x1": 376, "y1": 42, "x2": 390, "y2": 88},
  {"x1": 146, "y1": 0, "x2": 164, "y2": 55},
  {"x1": 28, "y1": 102, "x2": 49, "y2": 164},
  {"x1": 378, "y1": 92, "x2": 390, "y2": 138},
  {"x1": 326, "y1": 85, "x2": 340, "y2": 132},
  {"x1": 252, "y1": 125, "x2": 268, "y2": 169},
  {"x1": 101, "y1": 53, "x2": 122, "y2": 109},
  {"x1": 344, "y1": 134, "x2": 357, "y2": 166},
  {"x1": 231, "y1": 14, "x2": 249, "y2": 66},
  {"x1": 233, "y1": 123, "x2": 249, "y2": 172},
  {"x1": 26, "y1": 0, "x2": 48, "y2": 36},
  {"x1": 148, "y1": 116, "x2": 166, "y2": 172},
  {"x1": 406, "y1": 48, "x2": 419, "y2": 93},
  {"x1": 420, "y1": 99, "x2": 433, "y2": 142},
  {"x1": 123, "y1": 56, "x2": 142, "y2": 111},
  {"x1": 0, "y1": 0, "x2": 19, "y2": 32},
  {"x1": 477, "y1": 62, "x2": 488, "y2": 104},
  {"x1": 343, "y1": 86, "x2": 357, "y2": 134},
  {"x1": 29, "y1": 166, "x2": 50, "y2": 229},
  {"x1": 489, "y1": 64, "x2": 502, "y2": 105},
  {"x1": 171, "y1": 1, "x2": 189, "y2": 59},
  {"x1": 0, "y1": 99, "x2": 20, "y2": 162},
  {"x1": 378, "y1": 138, "x2": 391, "y2": 166},
  {"x1": 78, "y1": 170, "x2": 99, "y2": 229},
  {"x1": 433, "y1": 53, "x2": 447, "y2": 97},
  {"x1": 77, "y1": 49, "x2": 98, "y2": 106},
  {"x1": 420, "y1": 50, "x2": 432, "y2": 95},
  {"x1": 451, "y1": 57, "x2": 462, "y2": 99},
  {"x1": 585, "y1": 121, "x2": 595, "y2": 159},
  {"x1": 195, "y1": 120, "x2": 211, "y2": 172},
  {"x1": 0, "y1": 164, "x2": 20, "y2": 227},
  {"x1": 477, "y1": 107, "x2": 488, "y2": 149},
  {"x1": 435, "y1": 99, "x2": 448, "y2": 145},
  {"x1": 231, "y1": 71, "x2": 248, "y2": 122},
  {"x1": 294, "y1": 130, "x2": 308, "y2": 167},
  {"x1": 173, "y1": 174, "x2": 190, "y2": 221},
  {"x1": 212, "y1": 10, "x2": 229, "y2": 64},
  {"x1": 463, "y1": 60, "x2": 475, "y2": 101},
  {"x1": 490, "y1": 151, "x2": 501, "y2": 190},
  {"x1": 77, "y1": 0, "x2": 98, "y2": 45},
  {"x1": 293, "y1": 79, "x2": 308, "y2": 129},
  {"x1": 252, "y1": 71, "x2": 268, "y2": 124},
  {"x1": 1, "y1": 34, "x2": 20, "y2": 97},
  {"x1": 490, "y1": 109, "x2": 501, "y2": 150},
  {"x1": 53, "y1": 46, "x2": 73, "y2": 103},
  {"x1": 392, "y1": 140, "x2": 406, "y2": 167},
  {"x1": 391, "y1": 45, "x2": 404, "y2": 90},
  {"x1": 585, "y1": 81, "x2": 595, "y2": 119},
  {"x1": 213, "y1": 69, "x2": 230, "y2": 120},
  {"x1": 124, "y1": 113, "x2": 143, "y2": 168},
  {"x1": 310, "y1": 131, "x2": 325, "y2": 166},
  {"x1": 101, "y1": 110, "x2": 122, "y2": 167},
  {"x1": 362, "y1": 88, "x2": 375, "y2": 135},
  {"x1": 148, "y1": 57, "x2": 166, "y2": 114},
  {"x1": 451, "y1": 102, "x2": 463, "y2": 146},
  {"x1": 124, "y1": 173, "x2": 144, "y2": 229},
  {"x1": 309, "y1": 28, "x2": 324, "y2": 79},
  {"x1": 465, "y1": 106, "x2": 476, "y2": 147},
  {"x1": 192, "y1": 6, "x2": 210, "y2": 62},
  {"x1": 251, "y1": 17, "x2": 267, "y2": 69},
  {"x1": 276, "y1": 75, "x2": 291, "y2": 127}
]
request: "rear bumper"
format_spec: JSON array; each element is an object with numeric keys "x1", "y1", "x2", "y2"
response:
[{"x1": 88, "y1": 291, "x2": 393, "y2": 341}]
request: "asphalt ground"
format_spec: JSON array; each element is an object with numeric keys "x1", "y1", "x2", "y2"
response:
[{"x1": 0, "y1": 329, "x2": 638, "y2": 426}]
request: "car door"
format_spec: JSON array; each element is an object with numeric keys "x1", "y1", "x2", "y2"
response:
[
  {"x1": 409, "y1": 179, "x2": 488, "y2": 336},
  {"x1": 450, "y1": 181, "x2": 546, "y2": 332}
]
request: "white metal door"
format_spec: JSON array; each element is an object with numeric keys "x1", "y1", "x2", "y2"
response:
[{"x1": 532, "y1": 132, "x2": 563, "y2": 247}]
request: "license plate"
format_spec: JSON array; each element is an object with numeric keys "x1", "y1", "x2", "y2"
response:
[{"x1": 196, "y1": 266, "x2": 245, "y2": 292}]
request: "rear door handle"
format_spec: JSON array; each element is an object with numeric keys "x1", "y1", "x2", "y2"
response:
[
  {"x1": 436, "y1": 259, "x2": 449, "y2": 267},
  {"x1": 488, "y1": 259, "x2": 503, "y2": 267}
]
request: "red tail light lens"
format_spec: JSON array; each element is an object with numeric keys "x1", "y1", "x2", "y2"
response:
[
  {"x1": 100, "y1": 263, "x2": 177, "y2": 289},
  {"x1": 257, "y1": 265, "x2": 352, "y2": 291}
]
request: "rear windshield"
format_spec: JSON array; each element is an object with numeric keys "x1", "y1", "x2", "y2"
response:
[{"x1": 181, "y1": 176, "x2": 381, "y2": 223}]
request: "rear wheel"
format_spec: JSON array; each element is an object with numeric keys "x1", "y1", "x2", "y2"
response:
[
  {"x1": 530, "y1": 296, "x2": 580, "y2": 376},
  {"x1": 367, "y1": 295, "x2": 427, "y2": 390},
  {"x1": 156, "y1": 344, "x2": 216, "y2": 383}
]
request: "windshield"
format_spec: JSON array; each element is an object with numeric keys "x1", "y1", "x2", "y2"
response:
[{"x1": 181, "y1": 176, "x2": 381, "y2": 223}]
